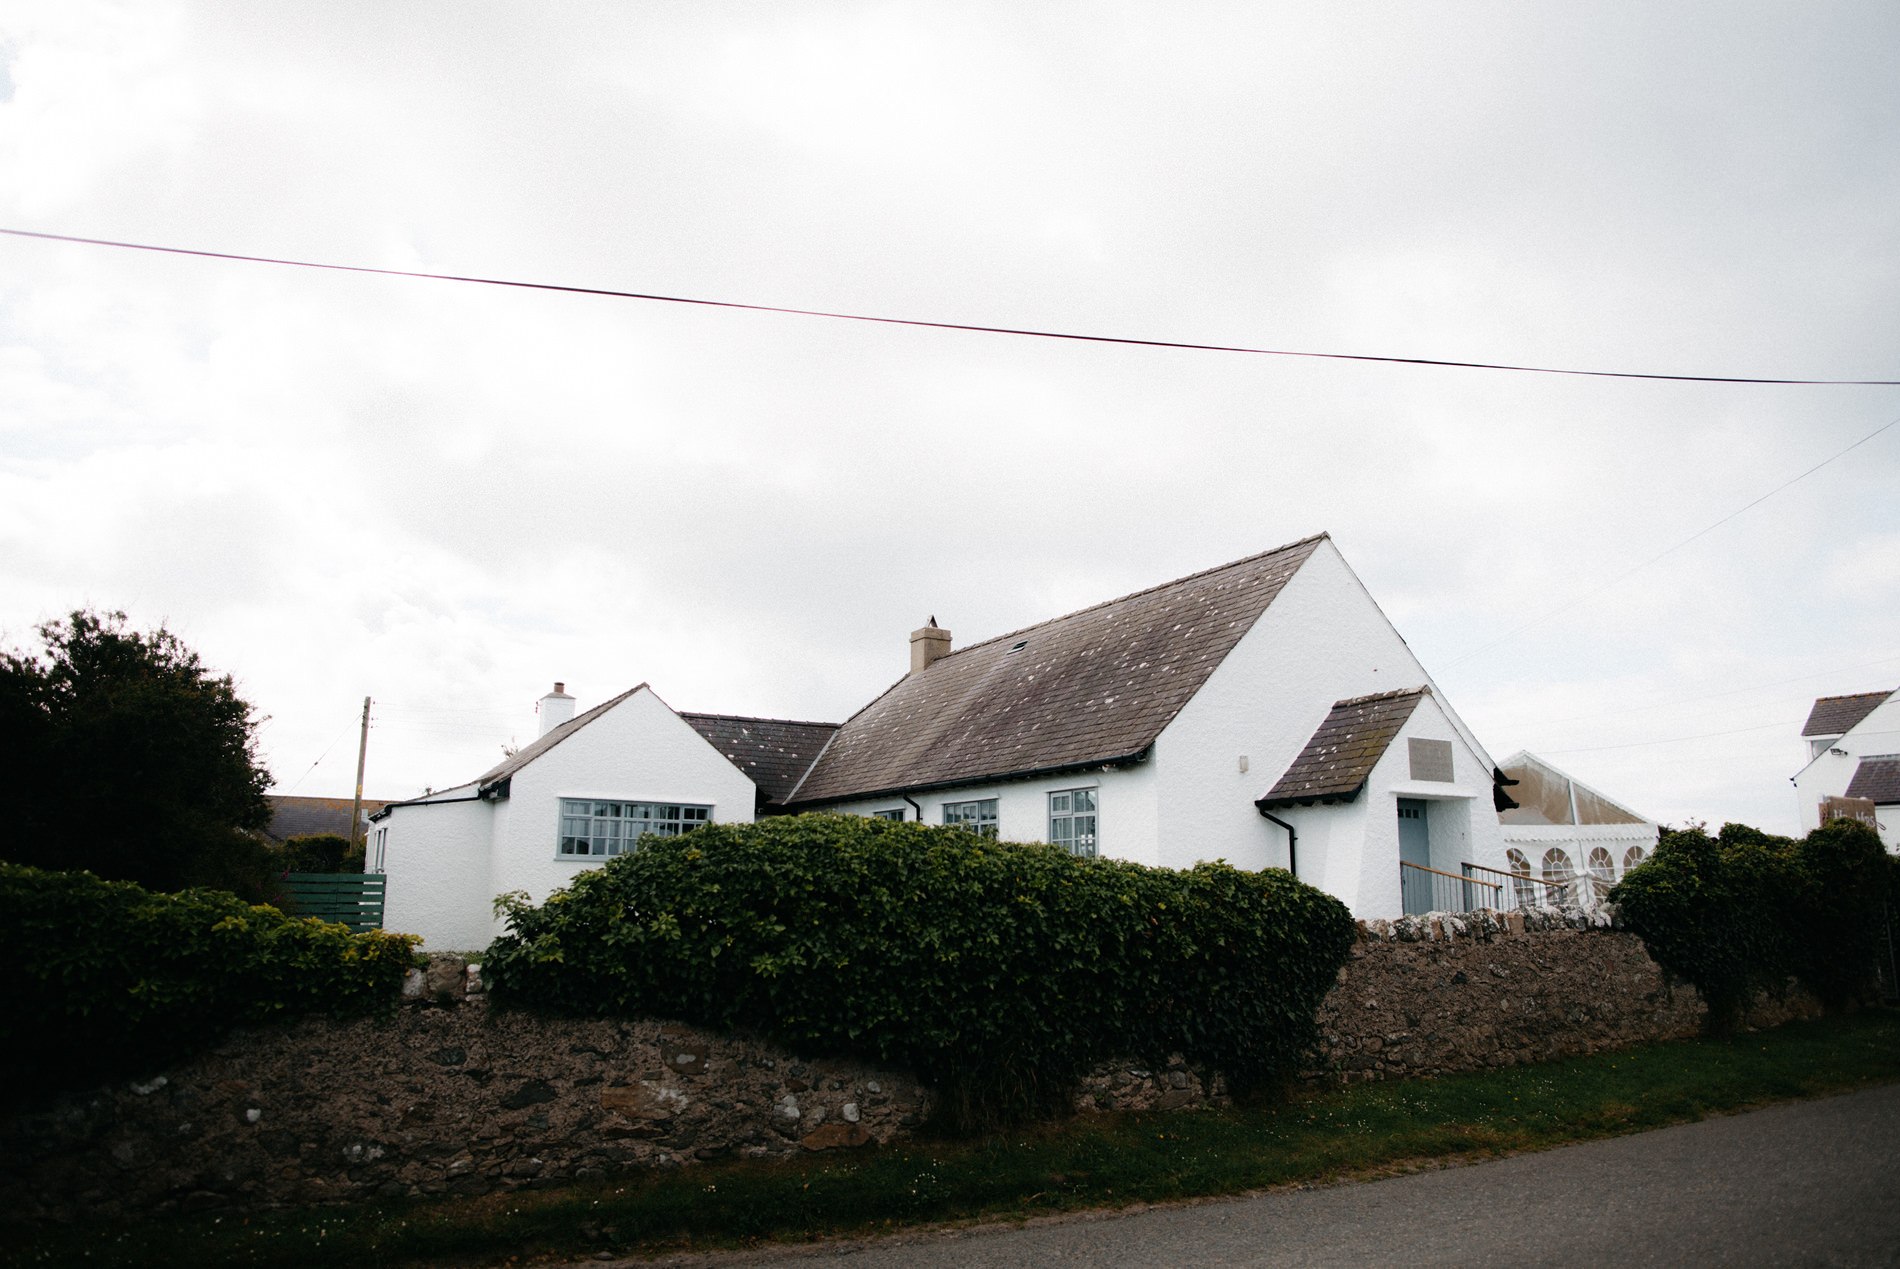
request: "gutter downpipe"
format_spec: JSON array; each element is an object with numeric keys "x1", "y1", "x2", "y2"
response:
[
  {"x1": 1259, "y1": 809, "x2": 1298, "y2": 879},
  {"x1": 903, "y1": 795, "x2": 924, "y2": 823}
]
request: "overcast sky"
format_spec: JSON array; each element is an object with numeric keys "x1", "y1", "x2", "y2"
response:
[{"x1": 2, "y1": 2, "x2": 1896, "y2": 836}]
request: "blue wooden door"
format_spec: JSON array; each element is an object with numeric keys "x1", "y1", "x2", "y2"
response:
[{"x1": 1398, "y1": 799, "x2": 1430, "y2": 914}]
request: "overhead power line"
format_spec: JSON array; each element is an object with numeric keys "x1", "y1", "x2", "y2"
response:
[
  {"x1": 1445, "y1": 411, "x2": 1900, "y2": 667},
  {"x1": 1540, "y1": 718, "x2": 1798, "y2": 755},
  {"x1": 4, "y1": 225, "x2": 1899, "y2": 386}
]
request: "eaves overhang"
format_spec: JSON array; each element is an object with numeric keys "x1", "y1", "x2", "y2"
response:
[
  {"x1": 784, "y1": 747, "x2": 1153, "y2": 811},
  {"x1": 1256, "y1": 783, "x2": 1365, "y2": 813}
]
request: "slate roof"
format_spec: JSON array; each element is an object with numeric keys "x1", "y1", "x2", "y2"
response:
[
  {"x1": 263, "y1": 795, "x2": 391, "y2": 841},
  {"x1": 680, "y1": 713, "x2": 840, "y2": 808},
  {"x1": 1255, "y1": 687, "x2": 1428, "y2": 810},
  {"x1": 474, "y1": 685, "x2": 648, "y2": 789},
  {"x1": 1844, "y1": 755, "x2": 1900, "y2": 804},
  {"x1": 786, "y1": 535, "x2": 1327, "y2": 805},
  {"x1": 1802, "y1": 690, "x2": 1892, "y2": 738}
]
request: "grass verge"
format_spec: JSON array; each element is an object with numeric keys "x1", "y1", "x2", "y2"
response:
[{"x1": 10, "y1": 1010, "x2": 1897, "y2": 1268}]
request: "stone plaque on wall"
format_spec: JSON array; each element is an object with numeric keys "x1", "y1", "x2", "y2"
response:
[{"x1": 1408, "y1": 737, "x2": 1454, "y2": 782}]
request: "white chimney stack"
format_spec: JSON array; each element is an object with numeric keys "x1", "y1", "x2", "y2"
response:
[{"x1": 537, "y1": 681, "x2": 576, "y2": 737}]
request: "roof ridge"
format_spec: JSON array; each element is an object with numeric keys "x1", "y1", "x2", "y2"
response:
[
  {"x1": 677, "y1": 711, "x2": 840, "y2": 728},
  {"x1": 936, "y1": 533, "x2": 1330, "y2": 661},
  {"x1": 1332, "y1": 685, "x2": 1429, "y2": 709},
  {"x1": 1812, "y1": 689, "x2": 1894, "y2": 703},
  {"x1": 474, "y1": 682, "x2": 649, "y2": 785}
]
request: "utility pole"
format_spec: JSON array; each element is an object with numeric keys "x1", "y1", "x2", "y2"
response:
[{"x1": 348, "y1": 696, "x2": 371, "y2": 854}]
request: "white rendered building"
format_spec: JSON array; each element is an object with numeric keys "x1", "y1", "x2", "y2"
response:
[{"x1": 372, "y1": 534, "x2": 1524, "y2": 948}]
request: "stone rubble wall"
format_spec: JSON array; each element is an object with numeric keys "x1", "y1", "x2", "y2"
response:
[
  {"x1": 1306, "y1": 904, "x2": 1820, "y2": 1084},
  {"x1": 3, "y1": 959, "x2": 932, "y2": 1223},
  {"x1": 4, "y1": 907, "x2": 1831, "y2": 1222}
]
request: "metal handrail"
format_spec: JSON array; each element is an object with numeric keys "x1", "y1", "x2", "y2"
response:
[
  {"x1": 1402, "y1": 860, "x2": 1488, "y2": 884},
  {"x1": 1398, "y1": 861, "x2": 1503, "y2": 914},
  {"x1": 1463, "y1": 860, "x2": 1611, "y2": 907}
]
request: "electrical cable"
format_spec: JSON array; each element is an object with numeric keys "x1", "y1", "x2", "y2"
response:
[
  {"x1": 4, "y1": 226, "x2": 1898, "y2": 386},
  {"x1": 1444, "y1": 411, "x2": 1900, "y2": 667},
  {"x1": 1539, "y1": 718, "x2": 1798, "y2": 755},
  {"x1": 1534, "y1": 652, "x2": 1900, "y2": 727},
  {"x1": 279, "y1": 717, "x2": 359, "y2": 795}
]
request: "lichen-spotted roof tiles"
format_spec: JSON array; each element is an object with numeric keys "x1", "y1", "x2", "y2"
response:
[
  {"x1": 786, "y1": 535, "x2": 1326, "y2": 804},
  {"x1": 1802, "y1": 690, "x2": 1893, "y2": 737},
  {"x1": 680, "y1": 713, "x2": 839, "y2": 808},
  {"x1": 1845, "y1": 755, "x2": 1900, "y2": 804},
  {"x1": 1255, "y1": 687, "x2": 1428, "y2": 809}
]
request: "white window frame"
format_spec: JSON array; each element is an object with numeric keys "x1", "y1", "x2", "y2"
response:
[
  {"x1": 558, "y1": 798, "x2": 711, "y2": 859},
  {"x1": 1049, "y1": 788, "x2": 1098, "y2": 857},
  {"x1": 871, "y1": 808, "x2": 905, "y2": 822},
  {"x1": 942, "y1": 799, "x2": 998, "y2": 837}
]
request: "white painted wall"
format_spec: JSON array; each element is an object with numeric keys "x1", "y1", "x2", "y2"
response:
[
  {"x1": 1341, "y1": 691, "x2": 1506, "y2": 916},
  {"x1": 1792, "y1": 693, "x2": 1900, "y2": 849},
  {"x1": 373, "y1": 686, "x2": 760, "y2": 952},
  {"x1": 493, "y1": 687, "x2": 757, "y2": 918},
  {"x1": 376, "y1": 789, "x2": 496, "y2": 953},
  {"x1": 824, "y1": 759, "x2": 1161, "y2": 863},
  {"x1": 1152, "y1": 539, "x2": 1504, "y2": 915}
]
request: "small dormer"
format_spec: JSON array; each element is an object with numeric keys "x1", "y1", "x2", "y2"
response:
[{"x1": 1801, "y1": 690, "x2": 1892, "y2": 761}]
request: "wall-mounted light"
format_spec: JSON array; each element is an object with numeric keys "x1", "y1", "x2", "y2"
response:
[{"x1": 1830, "y1": 747, "x2": 1849, "y2": 756}]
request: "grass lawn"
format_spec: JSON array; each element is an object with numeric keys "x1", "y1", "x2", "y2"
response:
[{"x1": 11, "y1": 1010, "x2": 1897, "y2": 1268}]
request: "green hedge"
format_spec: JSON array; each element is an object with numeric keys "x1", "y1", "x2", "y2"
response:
[
  {"x1": 482, "y1": 814, "x2": 1356, "y2": 1129},
  {"x1": 0, "y1": 864, "x2": 419, "y2": 1095},
  {"x1": 1611, "y1": 817, "x2": 1892, "y2": 1022}
]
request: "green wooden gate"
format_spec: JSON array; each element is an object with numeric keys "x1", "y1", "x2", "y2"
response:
[{"x1": 280, "y1": 873, "x2": 386, "y2": 932}]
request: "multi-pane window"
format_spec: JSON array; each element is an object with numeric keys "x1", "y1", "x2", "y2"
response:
[
  {"x1": 1505, "y1": 848, "x2": 1537, "y2": 906},
  {"x1": 872, "y1": 809, "x2": 905, "y2": 822},
  {"x1": 1541, "y1": 848, "x2": 1574, "y2": 885},
  {"x1": 1049, "y1": 788, "x2": 1098, "y2": 857},
  {"x1": 1622, "y1": 845, "x2": 1648, "y2": 873},
  {"x1": 558, "y1": 799, "x2": 710, "y2": 857},
  {"x1": 942, "y1": 799, "x2": 998, "y2": 837}
]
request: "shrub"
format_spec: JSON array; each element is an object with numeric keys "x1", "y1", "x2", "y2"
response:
[
  {"x1": 0, "y1": 863, "x2": 419, "y2": 1097},
  {"x1": 282, "y1": 833, "x2": 364, "y2": 874},
  {"x1": 482, "y1": 814, "x2": 1355, "y2": 1129},
  {"x1": 1612, "y1": 817, "x2": 1891, "y2": 1023}
]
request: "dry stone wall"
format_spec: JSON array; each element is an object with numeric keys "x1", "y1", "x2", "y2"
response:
[
  {"x1": 5, "y1": 908, "x2": 1831, "y2": 1223},
  {"x1": 2, "y1": 965, "x2": 932, "y2": 1223},
  {"x1": 1306, "y1": 905, "x2": 1819, "y2": 1084}
]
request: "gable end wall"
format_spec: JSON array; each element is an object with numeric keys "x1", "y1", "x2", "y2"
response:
[{"x1": 1153, "y1": 539, "x2": 1506, "y2": 914}]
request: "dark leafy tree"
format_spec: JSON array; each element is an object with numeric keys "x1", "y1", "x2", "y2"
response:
[{"x1": 0, "y1": 609, "x2": 278, "y2": 898}]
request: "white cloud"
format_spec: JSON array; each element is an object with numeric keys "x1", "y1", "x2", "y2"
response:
[{"x1": 0, "y1": 1, "x2": 1895, "y2": 831}]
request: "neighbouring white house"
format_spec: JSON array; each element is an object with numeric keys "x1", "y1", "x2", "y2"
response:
[
  {"x1": 1791, "y1": 688, "x2": 1898, "y2": 850},
  {"x1": 1494, "y1": 751, "x2": 1659, "y2": 905},
  {"x1": 371, "y1": 534, "x2": 1524, "y2": 949},
  {"x1": 369, "y1": 683, "x2": 835, "y2": 950}
]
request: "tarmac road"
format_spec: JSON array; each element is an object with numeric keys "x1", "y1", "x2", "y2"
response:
[{"x1": 661, "y1": 1082, "x2": 1900, "y2": 1268}]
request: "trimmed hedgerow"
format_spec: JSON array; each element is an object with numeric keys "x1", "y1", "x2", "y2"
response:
[
  {"x1": 482, "y1": 814, "x2": 1355, "y2": 1129},
  {"x1": 0, "y1": 863, "x2": 419, "y2": 1096},
  {"x1": 1611, "y1": 817, "x2": 1891, "y2": 1023}
]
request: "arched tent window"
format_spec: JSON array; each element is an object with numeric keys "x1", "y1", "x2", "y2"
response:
[
  {"x1": 1542, "y1": 848, "x2": 1574, "y2": 903},
  {"x1": 1623, "y1": 844, "x2": 1647, "y2": 873},
  {"x1": 1587, "y1": 846, "x2": 1616, "y2": 900},
  {"x1": 1506, "y1": 848, "x2": 1535, "y2": 906}
]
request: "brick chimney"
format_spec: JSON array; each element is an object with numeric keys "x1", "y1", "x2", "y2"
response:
[
  {"x1": 910, "y1": 617, "x2": 951, "y2": 674},
  {"x1": 537, "y1": 682, "x2": 576, "y2": 737}
]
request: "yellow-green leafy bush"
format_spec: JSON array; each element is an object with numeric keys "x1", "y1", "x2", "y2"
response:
[
  {"x1": 483, "y1": 814, "x2": 1355, "y2": 1128},
  {"x1": 0, "y1": 863, "x2": 418, "y2": 1094}
]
